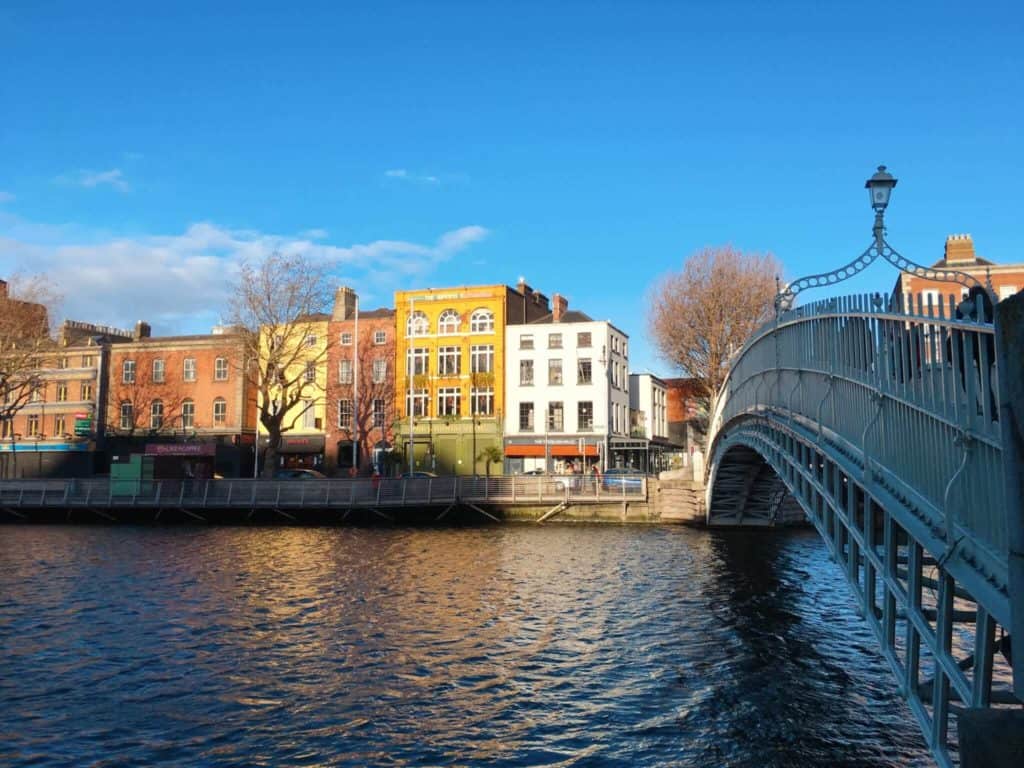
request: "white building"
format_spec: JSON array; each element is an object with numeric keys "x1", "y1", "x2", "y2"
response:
[
  {"x1": 503, "y1": 294, "x2": 630, "y2": 473},
  {"x1": 628, "y1": 372, "x2": 675, "y2": 472}
]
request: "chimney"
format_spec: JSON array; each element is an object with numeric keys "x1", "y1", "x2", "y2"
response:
[
  {"x1": 133, "y1": 321, "x2": 151, "y2": 340},
  {"x1": 332, "y1": 286, "x2": 358, "y2": 321},
  {"x1": 944, "y1": 234, "x2": 976, "y2": 265},
  {"x1": 552, "y1": 293, "x2": 568, "y2": 322},
  {"x1": 516, "y1": 277, "x2": 531, "y2": 296}
]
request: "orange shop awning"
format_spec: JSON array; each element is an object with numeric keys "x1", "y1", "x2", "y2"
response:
[{"x1": 504, "y1": 444, "x2": 598, "y2": 458}]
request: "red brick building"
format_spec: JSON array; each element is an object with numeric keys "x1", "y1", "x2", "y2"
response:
[
  {"x1": 104, "y1": 323, "x2": 257, "y2": 476},
  {"x1": 896, "y1": 234, "x2": 1023, "y2": 308},
  {"x1": 665, "y1": 377, "x2": 703, "y2": 451},
  {"x1": 326, "y1": 287, "x2": 397, "y2": 475}
]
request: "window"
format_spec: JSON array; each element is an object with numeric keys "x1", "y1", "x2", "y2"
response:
[
  {"x1": 56, "y1": 383, "x2": 68, "y2": 402},
  {"x1": 407, "y1": 347, "x2": 429, "y2": 376},
  {"x1": 519, "y1": 402, "x2": 534, "y2": 432},
  {"x1": 122, "y1": 359, "x2": 136, "y2": 383},
  {"x1": 27, "y1": 414, "x2": 40, "y2": 437},
  {"x1": 215, "y1": 357, "x2": 228, "y2": 381},
  {"x1": 406, "y1": 389, "x2": 428, "y2": 418},
  {"x1": 577, "y1": 358, "x2": 592, "y2": 385},
  {"x1": 372, "y1": 398, "x2": 386, "y2": 428},
  {"x1": 305, "y1": 361, "x2": 315, "y2": 383},
  {"x1": 301, "y1": 400, "x2": 316, "y2": 428},
  {"x1": 305, "y1": 334, "x2": 318, "y2": 348},
  {"x1": 81, "y1": 383, "x2": 93, "y2": 401},
  {"x1": 151, "y1": 400, "x2": 164, "y2": 430},
  {"x1": 54, "y1": 415, "x2": 66, "y2": 436},
  {"x1": 407, "y1": 310, "x2": 429, "y2": 337},
  {"x1": 152, "y1": 359, "x2": 165, "y2": 383},
  {"x1": 340, "y1": 332, "x2": 353, "y2": 346},
  {"x1": 31, "y1": 386, "x2": 43, "y2": 402},
  {"x1": 548, "y1": 333, "x2": 562, "y2": 349},
  {"x1": 81, "y1": 355, "x2": 95, "y2": 368},
  {"x1": 577, "y1": 332, "x2": 592, "y2": 348},
  {"x1": 181, "y1": 399, "x2": 195, "y2": 429},
  {"x1": 520, "y1": 334, "x2": 534, "y2": 350},
  {"x1": 520, "y1": 359, "x2": 534, "y2": 386},
  {"x1": 271, "y1": 334, "x2": 283, "y2": 351},
  {"x1": 120, "y1": 402, "x2": 133, "y2": 430},
  {"x1": 374, "y1": 329, "x2": 387, "y2": 345},
  {"x1": 623, "y1": 341, "x2": 628, "y2": 357},
  {"x1": 57, "y1": 357, "x2": 68, "y2": 369},
  {"x1": 183, "y1": 358, "x2": 196, "y2": 382},
  {"x1": 471, "y1": 387, "x2": 494, "y2": 416},
  {"x1": 470, "y1": 344, "x2": 494, "y2": 373},
  {"x1": 438, "y1": 346, "x2": 461, "y2": 376},
  {"x1": 338, "y1": 359, "x2": 353, "y2": 384},
  {"x1": 338, "y1": 399, "x2": 352, "y2": 430},
  {"x1": 0, "y1": 419, "x2": 9, "y2": 439},
  {"x1": 437, "y1": 387, "x2": 461, "y2": 417},
  {"x1": 547, "y1": 401, "x2": 564, "y2": 432},
  {"x1": 372, "y1": 358, "x2": 387, "y2": 384},
  {"x1": 213, "y1": 398, "x2": 227, "y2": 426},
  {"x1": 438, "y1": 309, "x2": 460, "y2": 335},
  {"x1": 578, "y1": 401, "x2": 594, "y2": 431},
  {"x1": 470, "y1": 308, "x2": 494, "y2": 333},
  {"x1": 548, "y1": 359, "x2": 563, "y2": 385}
]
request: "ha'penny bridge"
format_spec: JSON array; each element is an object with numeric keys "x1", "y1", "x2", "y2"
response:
[{"x1": 703, "y1": 167, "x2": 1023, "y2": 766}]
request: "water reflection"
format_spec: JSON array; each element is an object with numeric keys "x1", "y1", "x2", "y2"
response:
[{"x1": 0, "y1": 525, "x2": 930, "y2": 766}]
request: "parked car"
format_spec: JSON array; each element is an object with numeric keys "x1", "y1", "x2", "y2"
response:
[
  {"x1": 275, "y1": 469, "x2": 327, "y2": 480},
  {"x1": 601, "y1": 468, "x2": 643, "y2": 491}
]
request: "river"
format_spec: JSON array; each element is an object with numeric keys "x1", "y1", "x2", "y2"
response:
[{"x1": 0, "y1": 524, "x2": 931, "y2": 766}]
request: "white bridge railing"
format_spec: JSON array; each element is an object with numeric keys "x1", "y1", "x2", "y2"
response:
[
  {"x1": 0, "y1": 474, "x2": 647, "y2": 511},
  {"x1": 710, "y1": 292, "x2": 1005, "y2": 577}
]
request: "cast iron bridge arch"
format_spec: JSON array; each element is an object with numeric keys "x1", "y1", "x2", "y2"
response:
[{"x1": 704, "y1": 290, "x2": 1022, "y2": 766}]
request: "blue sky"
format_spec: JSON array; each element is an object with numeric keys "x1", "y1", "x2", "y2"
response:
[{"x1": 1, "y1": 1, "x2": 1021, "y2": 372}]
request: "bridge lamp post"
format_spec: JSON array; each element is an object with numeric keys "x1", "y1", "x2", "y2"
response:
[{"x1": 866, "y1": 165, "x2": 897, "y2": 250}]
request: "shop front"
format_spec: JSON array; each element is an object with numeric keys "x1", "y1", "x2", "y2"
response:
[
  {"x1": 275, "y1": 434, "x2": 326, "y2": 471},
  {"x1": 503, "y1": 436, "x2": 602, "y2": 475}
]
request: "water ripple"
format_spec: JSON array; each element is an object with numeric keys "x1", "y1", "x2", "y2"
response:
[{"x1": 0, "y1": 525, "x2": 931, "y2": 766}]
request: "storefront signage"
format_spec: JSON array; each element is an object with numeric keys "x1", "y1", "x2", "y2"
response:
[{"x1": 145, "y1": 443, "x2": 217, "y2": 456}]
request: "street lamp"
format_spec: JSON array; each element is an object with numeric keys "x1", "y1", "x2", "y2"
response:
[{"x1": 776, "y1": 164, "x2": 990, "y2": 310}]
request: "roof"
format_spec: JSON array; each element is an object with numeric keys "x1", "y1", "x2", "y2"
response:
[
  {"x1": 928, "y1": 256, "x2": 996, "y2": 269},
  {"x1": 527, "y1": 309, "x2": 595, "y2": 324},
  {"x1": 332, "y1": 308, "x2": 395, "y2": 320}
]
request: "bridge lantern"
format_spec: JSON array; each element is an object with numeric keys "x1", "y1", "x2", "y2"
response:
[{"x1": 865, "y1": 165, "x2": 897, "y2": 211}]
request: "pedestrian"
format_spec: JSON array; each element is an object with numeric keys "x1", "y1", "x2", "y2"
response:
[{"x1": 371, "y1": 469, "x2": 382, "y2": 491}]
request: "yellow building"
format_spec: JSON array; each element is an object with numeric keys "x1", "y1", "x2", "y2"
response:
[
  {"x1": 394, "y1": 281, "x2": 551, "y2": 474},
  {"x1": 259, "y1": 313, "x2": 331, "y2": 471}
]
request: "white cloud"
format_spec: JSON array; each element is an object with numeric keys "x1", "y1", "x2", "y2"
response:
[
  {"x1": 55, "y1": 168, "x2": 130, "y2": 192},
  {"x1": 384, "y1": 168, "x2": 440, "y2": 185},
  {"x1": 0, "y1": 218, "x2": 489, "y2": 334},
  {"x1": 300, "y1": 227, "x2": 329, "y2": 240},
  {"x1": 0, "y1": 191, "x2": 14, "y2": 204}
]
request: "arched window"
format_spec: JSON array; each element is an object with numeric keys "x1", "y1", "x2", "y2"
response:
[
  {"x1": 407, "y1": 310, "x2": 429, "y2": 337},
  {"x1": 181, "y1": 399, "x2": 195, "y2": 429},
  {"x1": 150, "y1": 400, "x2": 164, "y2": 430},
  {"x1": 437, "y1": 309, "x2": 461, "y2": 335},
  {"x1": 470, "y1": 308, "x2": 494, "y2": 333},
  {"x1": 213, "y1": 397, "x2": 227, "y2": 426}
]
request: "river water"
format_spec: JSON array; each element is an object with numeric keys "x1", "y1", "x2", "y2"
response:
[{"x1": 0, "y1": 524, "x2": 931, "y2": 767}]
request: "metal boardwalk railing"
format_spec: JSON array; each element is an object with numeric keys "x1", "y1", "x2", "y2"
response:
[
  {"x1": 705, "y1": 291, "x2": 1019, "y2": 768},
  {"x1": 0, "y1": 474, "x2": 647, "y2": 514}
]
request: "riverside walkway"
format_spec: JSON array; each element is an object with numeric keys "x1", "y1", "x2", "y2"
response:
[{"x1": 0, "y1": 474, "x2": 647, "y2": 523}]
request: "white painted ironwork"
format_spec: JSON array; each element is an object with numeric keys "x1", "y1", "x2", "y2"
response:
[{"x1": 705, "y1": 290, "x2": 1019, "y2": 767}]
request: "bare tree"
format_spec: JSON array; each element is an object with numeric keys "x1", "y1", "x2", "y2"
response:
[
  {"x1": 647, "y1": 245, "x2": 780, "y2": 423},
  {"x1": 227, "y1": 251, "x2": 333, "y2": 477},
  {"x1": 0, "y1": 275, "x2": 57, "y2": 430}
]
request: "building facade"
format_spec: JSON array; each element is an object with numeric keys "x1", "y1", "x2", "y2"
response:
[
  {"x1": 394, "y1": 281, "x2": 551, "y2": 474},
  {"x1": 326, "y1": 287, "x2": 397, "y2": 475},
  {"x1": 628, "y1": 372, "x2": 675, "y2": 472},
  {"x1": 503, "y1": 295, "x2": 630, "y2": 473},
  {"x1": 896, "y1": 234, "x2": 1024, "y2": 307},
  {"x1": 105, "y1": 324, "x2": 256, "y2": 477},
  {"x1": 1, "y1": 320, "x2": 133, "y2": 478}
]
